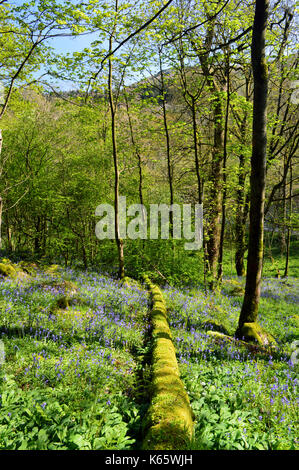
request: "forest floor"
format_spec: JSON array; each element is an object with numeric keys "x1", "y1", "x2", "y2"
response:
[{"x1": 0, "y1": 249, "x2": 298, "y2": 450}]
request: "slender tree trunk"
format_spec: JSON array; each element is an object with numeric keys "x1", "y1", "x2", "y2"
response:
[
  {"x1": 41, "y1": 217, "x2": 47, "y2": 255},
  {"x1": 281, "y1": 153, "x2": 287, "y2": 254},
  {"x1": 206, "y1": 92, "x2": 224, "y2": 286},
  {"x1": 108, "y1": 18, "x2": 125, "y2": 280},
  {"x1": 0, "y1": 129, "x2": 3, "y2": 250},
  {"x1": 124, "y1": 93, "x2": 146, "y2": 252},
  {"x1": 235, "y1": 210, "x2": 248, "y2": 276},
  {"x1": 159, "y1": 50, "x2": 174, "y2": 234},
  {"x1": 197, "y1": 21, "x2": 224, "y2": 288},
  {"x1": 177, "y1": 40, "x2": 206, "y2": 286},
  {"x1": 190, "y1": 98, "x2": 203, "y2": 204},
  {"x1": 5, "y1": 213, "x2": 13, "y2": 252},
  {"x1": 284, "y1": 157, "x2": 292, "y2": 277},
  {"x1": 190, "y1": 98, "x2": 209, "y2": 290},
  {"x1": 124, "y1": 93, "x2": 145, "y2": 211},
  {"x1": 235, "y1": 155, "x2": 250, "y2": 277},
  {"x1": 218, "y1": 53, "x2": 230, "y2": 281},
  {"x1": 34, "y1": 216, "x2": 41, "y2": 254},
  {"x1": 81, "y1": 237, "x2": 88, "y2": 270},
  {"x1": 236, "y1": 0, "x2": 269, "y2": 336},
  {"x1": 234, "y1": 75, "x2": 251, "y2": 276}
]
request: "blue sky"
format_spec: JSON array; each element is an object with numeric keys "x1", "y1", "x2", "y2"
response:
[
  {"x1": 9, "y1": 0, "x2": 102, "y2": 90},
  {"x1": 8, "y1": 0, "x2": 157, "y2": 91}
]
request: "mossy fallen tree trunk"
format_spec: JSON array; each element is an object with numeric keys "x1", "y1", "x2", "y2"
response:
[
  {"x1": 207, "y1": 328, "x2": 277, "y2": 354},
  {"x1": 0, "y1": 258, "x2": 27, "y2": 279},
  {"x1": 142, "y1": 275, "x2": 194, "y2": 450}
]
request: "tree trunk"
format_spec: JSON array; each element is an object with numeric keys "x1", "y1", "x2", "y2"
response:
[
  {"x1": 176, "y1": 41, "x2": 206, "y2": 286},
  {"x1": 236, "y1": 0, "x2": 269, "y2": 339},
  {"x1": 124, "y1": 92, "x2": 145, "y2": 213},
  {"x1": 41, "y1": 217, "x2": 47, "y2": 255},
  {"x1": 218, "y1": 53, "x2": 230, "y2": 281},
  {"x1": 159, "y1": 50, "x2": 174, "y2": 234},
  {"x1": 0, "y1": 129, "x2": 3, "y2": 249},
  {"x1": 235, "y1": 217, "x2": 247, "y2": 276},
  {"x1": 284, "y1": 156, "x2": 292, "y2": 277},
  {"x1": 34, "y1": 216, "x2": 41, "y2": 254},
  {"x1": 81, "y1": 237, "x2": 88, "y2": 270},
  {"x1": 234, "y1": 74, "x2": 251, "y2": 276},
  {"x1": 5, "y1": 213, "x2": 13, "y2": 252},
  {"x1": 206, "y1": 92, "x2": 224, "y2": 286},
  {"x1": 108, "y1": 20, "x2": 125, "y2": 280},
  {"x1": 235, "y1": 157, "x2": 250, "y2": 277},
  {"x1": 0, "y1": 197, "x2": 2, "y2": 251},
  {"x1": 190, "y1": 98, "x2": 203, "y2": 205},
  {"x1": 281, "y1": 154, "x2": 287, "y2": 254},
  {"x1": 197, "y1": 21, "x2": 224, "y2": 288}
]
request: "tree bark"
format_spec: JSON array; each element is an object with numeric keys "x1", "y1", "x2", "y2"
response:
[
  {"x1": 5, "y1": 212, "x2": 13, "y2": 252},
  {"x1": 158, "y1": 49, "x2": 174, "y2": 235},
  {"x1": 281, "y1": 156, "x2": 287, "y2": 255},
  {"x1": 206, "y1": 91, "x2": 224, "y2": 286},
  {"x1": 0, "y1": 129, "x2": 3, "y2": 249},
  {"x1": 235, "y1": 154, "x2": 250, "y2": 277},
  {"x1": 218, "y1": 52, "x2": 230, "y2": 280},
  {"x1": 124, "y1": 92, "x2": 145, "y2": 212},
  {"x1": 233, "y1": 73, "x2": 251, "y2": 276},
  {"x1": 284, "y1": 156, "x2": 293, "y2": 277},
  {"x1": 107, "y1": 10, "x2": 125, "y2": 280},
  {"x1": 197, "y1": 19, "x2": 224, "y2": 288},
  {"x1": 34, "y1": 216, "x2": 41, "y2": 254},
  {"x1": 236, "y1": 0, "x2": 269, "y2": 335},
  {"x1": 176, "y1": 42, "x2": 206, "y2": 284}
]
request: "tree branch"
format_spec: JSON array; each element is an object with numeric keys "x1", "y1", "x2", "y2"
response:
[
  {"x1": 87, "y1": 0, "x2": 175, "y2": 87},
  {"x1": 163, "y1": 0, "x2": 231, "y2": 45}
]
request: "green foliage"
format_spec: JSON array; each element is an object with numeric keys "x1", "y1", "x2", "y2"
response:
[
  {"x1": 184, "y1": 361, "x2": 298, "y2": 450},
  {"x1": 0, "y1": 376, "x2": 136, "y2": 450},
  {"x1": 163, "y1": 275, "x2": 299, "y2": 450},
  {"x1": 0, "y1": 262, "x2": 16, "y2": 278},
  {"x1": 0, "y1": 257, "x2": 298, "y2": 450},
  {"x1": 0, "y1": 265, "x2": 149, "y2": 450}
]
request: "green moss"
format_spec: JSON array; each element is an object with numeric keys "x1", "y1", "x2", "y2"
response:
[
  {"x1": 291, "y1": 315, "x2": 299, "y2": 328},
  {"x1": 223, "y1": 279, "x2": 245, "y2": 296},
  {"x1": 120, "y1": 276, "x2": 142, "y2": 289},
  {"x1": 120, "y1": 276, "x2": 131, "y2": 287},
  {"x1": 60, "y1": 280, "x2": 77, "y2": 294},
  {"x1": 0, "y1": 258, "x2": 13, "y2": 265},
  {"x1": 240, "y1": 322, "x2": 277, "y2": 349},
  {"x1": 143, "y1": 421, "x2": 192, "y2": 450},
  {"x1": 207, "y1": 330, "x2": 260, "y2": 349},
  {"x1": 142, "y1": 275, "x2": 194, "y2": 450},
  {"x1": 45, "y1": 264, "x2": 61, "y2": 276},
  {"x1": 202, "y1": 319, "x2": 230, "y2": 335},
  {"x1": 0, "y1": 263, "x2": 17, "y2": 278}
]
